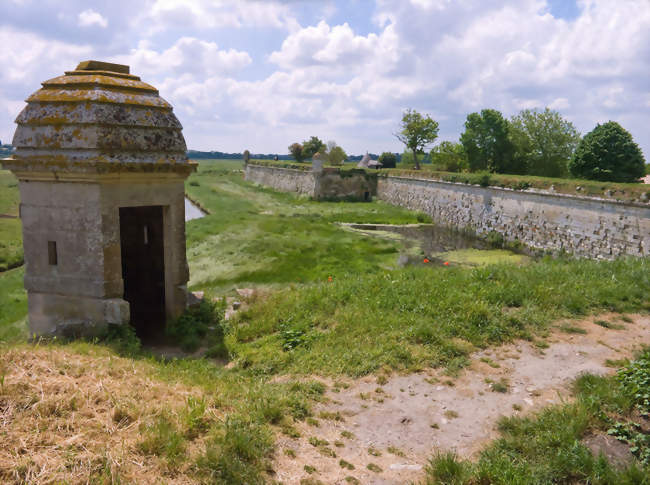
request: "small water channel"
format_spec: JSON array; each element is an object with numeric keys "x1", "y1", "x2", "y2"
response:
[
  {"x1": 185, "y1": 197, "x2": 206, "y2": 221},
  {"x1": 342, "y1": 223, "x2": 528, "y2": 267}
]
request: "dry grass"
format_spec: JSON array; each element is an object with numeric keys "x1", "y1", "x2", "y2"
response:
[{"x1": 0, "y1": 346, "x2": 217, "y2": 484}]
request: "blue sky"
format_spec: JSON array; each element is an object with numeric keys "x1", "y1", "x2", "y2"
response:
[{"x1": 1, "y1": 0, "x2": 649, "y2": 159}]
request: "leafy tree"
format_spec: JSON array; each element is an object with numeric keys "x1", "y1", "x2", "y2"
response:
[
  {"x1": 395, "y1": 109, "x2": 439, "y2": 170},
  {"x1": 509, "y1": 108, "x2": 580, "y2": 178},
  {"x1": 400, "y1": 151, "x2": 427, "y2": 168},
  {"x1": 288, "y1": 142, "x2": 305, "y2": 162},
  {"x1": 460, "y1": 109, "x2": 521, "y2": 174},
  {"x1": 569, "y1": 121, "x2": 645, "y2": 182},
  {"x1": 378, "y1": 152, "x2": 397, "y2": 169},
  {"x1": 430, "y1": 141, "x2": 467, "y2": 172},
  {"x1": 326, "y1": 141, "x2": 347, "y2": 165},
  {"x1": 301, "y1": 136, "x2": 326, "y2": 160}
]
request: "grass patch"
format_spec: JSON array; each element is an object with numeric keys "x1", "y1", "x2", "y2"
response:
[
  {"x1": 166, "y1": 299, "x2": 227, "y2": 353},
  {"x1": 227, "y1": 256, "x2": 650, "y2": 376},
  {"x1": 367, "y1": 463, "x2": 383, "y2": 473},
  {"x1": 490, "y1": 378, "x2": 510, "y2": 393},
  {"x1": 137, "y1": 414, "x2": 186, "y2": 467},
  {"x1": 479, "y1": 357, "x2": 500, "y2": 368},
  {"x1": 558, "y1": 323, "x2": 588, "y2": 334},
  {"x1": 0, "y1": 170, "x2": 23, "y2": 271},
  {"x1": 438, "y1": 248, "x2": 528, "y2": 266},
  {"x1": 185, "y1": 160, "x2": 425, "y2": 294},
  {"x1": 421, "y1": 350, "x2": 650, "y2": 483},
  {"x1": 594, "y1": 319, "x2": 626, "y2": 330},
  {"x1": 0, "y1": 267, "x2": 28, "y2": 343}
]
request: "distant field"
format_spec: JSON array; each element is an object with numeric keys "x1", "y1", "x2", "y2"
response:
[{"x1": 0, "y1": 170, "x2": 22, "y2": 271}]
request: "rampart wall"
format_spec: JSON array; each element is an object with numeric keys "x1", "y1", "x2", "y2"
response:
[{"x1": 244, "y1": 163, "x2": 650, "y2": 258}]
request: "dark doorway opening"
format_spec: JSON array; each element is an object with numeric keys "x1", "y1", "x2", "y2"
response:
[{"x1": 120, "y1": 206, "x2": 166, "y2": 341}]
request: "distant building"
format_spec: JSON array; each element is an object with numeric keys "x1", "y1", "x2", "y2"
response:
[{"x1": 357, "y1": 152, "x2": 382, "y2": 169}]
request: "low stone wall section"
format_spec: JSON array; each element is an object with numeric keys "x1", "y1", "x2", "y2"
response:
[
  {"x1": 245, "y1": 164, "x2": 376, "y2": 201},
  {"x1": 316, "y1": 168, "x2": 376, "y2": 201},
  {"x1": 245, "y1": 164, "x2": 316, "y2": 196},
  {"x1": 378, "y1": 176, "x2": 650, "y2": 259},
  {"x1": 243, "y1": 163, "x2": 649, "y2": 259}
]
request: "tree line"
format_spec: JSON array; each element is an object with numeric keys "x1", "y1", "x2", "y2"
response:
[
  {"x1": 392, "y1": 108, "x2": 646, "y2": 183},
  {"x1": 288, "y1": 137, "x2": 349, "y2": 165}
]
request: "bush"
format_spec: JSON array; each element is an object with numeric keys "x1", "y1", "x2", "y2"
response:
[
  {"x1": 430, "y1": 141, "x2": 467, "y2": 172},
  {"x1": 165, "y1": 299, "x2": 226, "y2": 352},
  {"x1": 569, "y1": 121, "x2": 645, "y2": 182},
  {"x1": 398, "y1": 151, "x2": 428, "y2": 168},
  {"x1": 460, "y1": 109, "x2": 523, "y2": 174},
  {"x1": 378, "y1": 152, "x2": 397, "y2": 169}
]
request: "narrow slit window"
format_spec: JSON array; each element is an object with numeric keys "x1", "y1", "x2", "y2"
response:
[
  {"x1": 48, "y1": 241, "x2": 58, "y2": 266},
  {"x1": 143, "y1": 225, "x2": 149, "y2": 245}
]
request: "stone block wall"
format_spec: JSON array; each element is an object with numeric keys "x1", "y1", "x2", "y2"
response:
[
  {"x1": 245, "y1": 163, "x2": 377, "y2": 201},
  {"x1": 245, "y1": 164, "x2": 316, "y2": 196},
  {"x1": 316, "y1": 168, "x2": 376, "y2": 200},
  {"x1": 243, "y1": 164, "x2": 649, "y2": 259},
  {"x1": 378, "y1": 176, "x2": 650, "y2": 259}
]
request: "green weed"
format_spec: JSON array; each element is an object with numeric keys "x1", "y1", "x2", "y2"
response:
[
  {"x1": 137, "y1": 415, "x2": 186, "y2": 467},
  {"x1": 594, "y1": 319, "x2": 625, "y2": 330},
  {"x1": 166, "y1": 299, "x2": 226, "y2": 352}
]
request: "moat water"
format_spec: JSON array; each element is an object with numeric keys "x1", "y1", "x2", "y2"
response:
[
  {"x1": 342, "y1": 223, "x2": 527, "y2": 267},
  {"x1": 185, "y1": 197, "x2": 206, "y2": 221}
]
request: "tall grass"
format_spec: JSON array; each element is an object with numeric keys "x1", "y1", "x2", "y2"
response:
[{"x1": 227, "y1": 257, "x2": 650, "y2": 376}]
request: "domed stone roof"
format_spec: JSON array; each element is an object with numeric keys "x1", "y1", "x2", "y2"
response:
[{"x1": 11, "y1": 60, "x2": 187, "y2": 165}]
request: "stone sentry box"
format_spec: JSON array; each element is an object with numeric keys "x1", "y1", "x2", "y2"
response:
[{"x1": 2, "y1": 60, "x2": 196, "y2": 339}]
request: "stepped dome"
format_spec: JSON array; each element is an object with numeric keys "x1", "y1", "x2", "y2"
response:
[{"x1": 11, "y1": 60, "x2": 187, "y2": 165}]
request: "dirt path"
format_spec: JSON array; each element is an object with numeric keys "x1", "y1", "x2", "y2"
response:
[{"x1": 273, "y1": 313, "x2": 650, "y2": 484}]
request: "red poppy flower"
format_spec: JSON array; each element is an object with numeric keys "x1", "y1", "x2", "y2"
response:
[
  {"x1": 423, "y1": 258, "x2": 430, "y2": 263},
  {"x1": 443, "y1": 261, "x2": 449, "y2": 266}
]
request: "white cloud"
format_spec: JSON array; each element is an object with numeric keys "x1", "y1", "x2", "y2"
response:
[
  {"x1": 548, "y1": 97, "x2": 570, "y2": 110},
  {"x1": 77, "y1": 9, "x2": 108, "y2": 28},
  {"x1": 271, "y1": 20, "x2": 404, "y2": 74},
  {"x1": 0, "y1": 0, "x2": 648, "y2": 157},
  {"x1": 119, "y1": 37, "x2": 252, "y2": 79},
  {"x1": 144, "y1": 0, "x2": 298, "y2": 32}
]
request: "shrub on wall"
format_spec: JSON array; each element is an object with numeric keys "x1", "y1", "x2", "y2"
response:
[
  {"x1": 460, "y1": 109, "x2": 524, "y2": 174},
  {"x1": 430, "y1": 141, "x2": 467, "y2": 172},
  {"x1": 509, "y1": 108, "x2": 581, "y2": 178},
  {"x1": 378, "y1": 152, "x2": 397, "y2": 168},
  {"x1": 569, "y1": 121, "x2": 645, "y2": 183}
]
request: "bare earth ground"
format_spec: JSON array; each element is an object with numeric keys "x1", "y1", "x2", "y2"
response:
[{"x1": 273, "y1": 314, "x2": 650, "y2": 484}]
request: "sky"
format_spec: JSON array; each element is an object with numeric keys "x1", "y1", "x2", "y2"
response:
[{"x1": 1, "y1": 0, "x2": 649, "y2": 158}]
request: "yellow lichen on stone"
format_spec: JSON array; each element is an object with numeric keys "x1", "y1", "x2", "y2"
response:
[
  {"x1": 9, "y1": 61, "x2": 188, "y2": 167},
  {"x1": 76, "y1": 60, "x2": 129, "y2": 74}
]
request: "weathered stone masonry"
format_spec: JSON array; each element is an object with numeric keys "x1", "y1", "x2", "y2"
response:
[
  {"x1": 2, "y1": 60, "x2": 195, "y2": 338},
  {"x1": 244, "y1": 163, "x2": 649, "y2": 259},
  {"x1": 244, "y1": 163, "x2": 376, "y2": 201},
  {"x1": 245, "y1": 164, "x2": 316, "y2": 196},
  {"x1": 378, "y1": 176, "x2": 649, "y2": 259}
]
